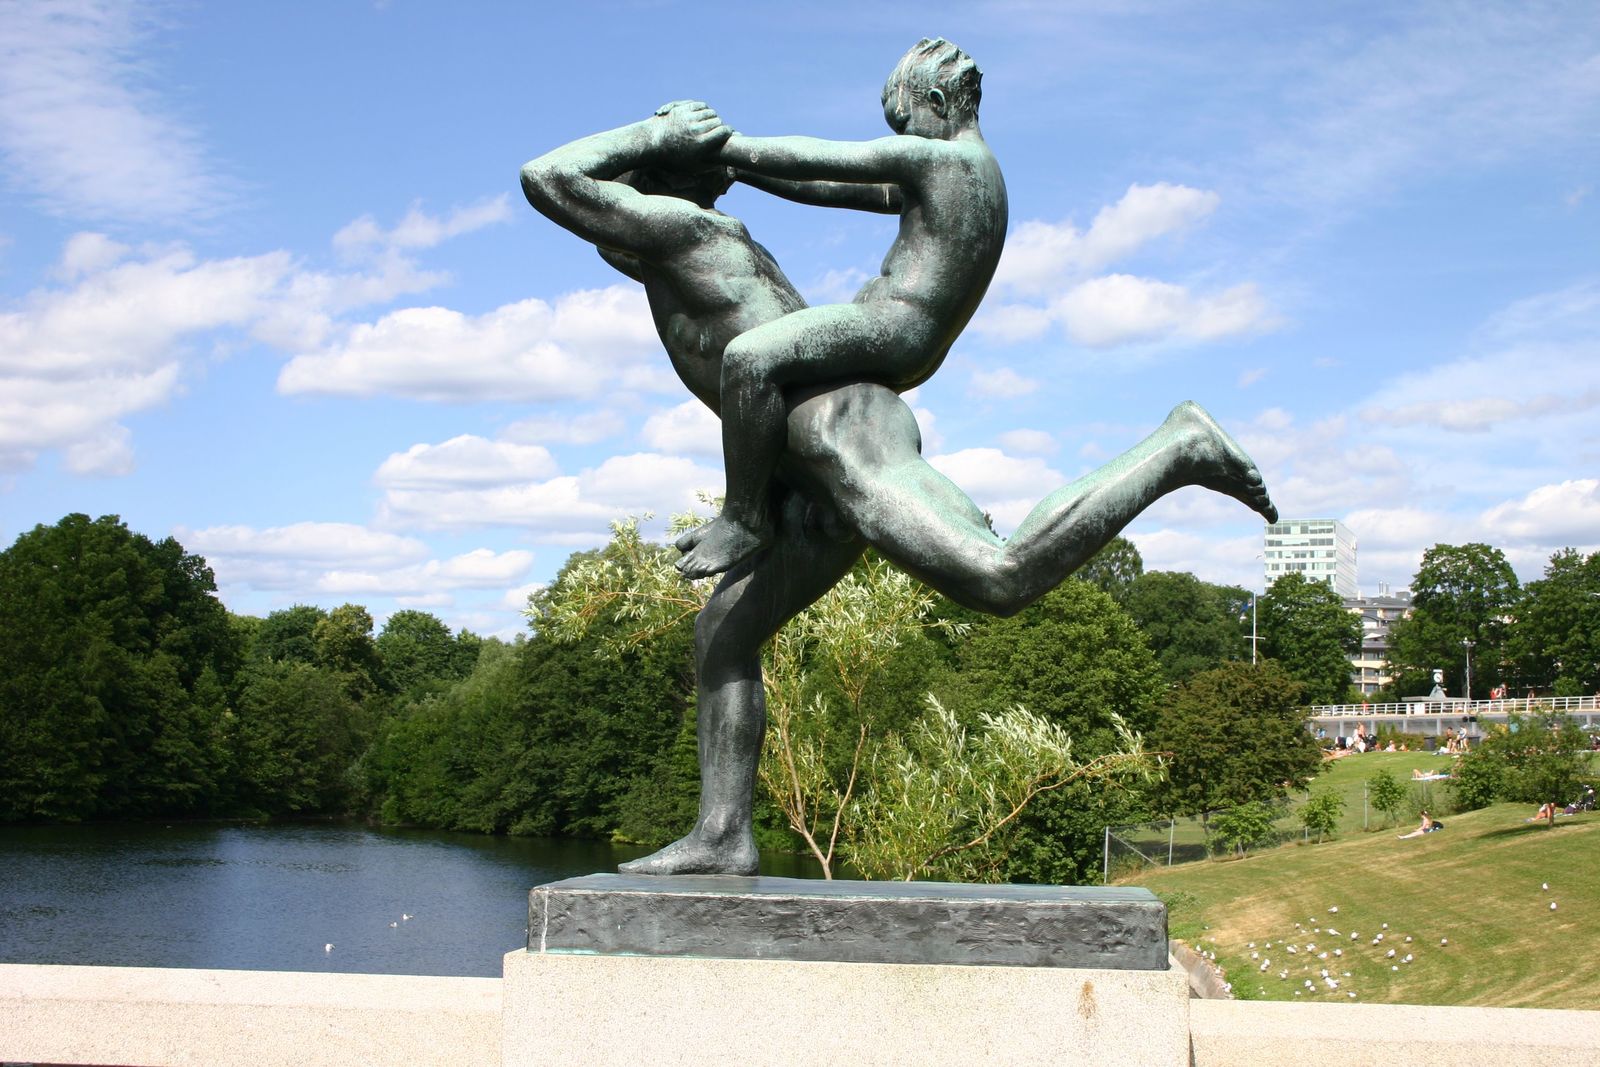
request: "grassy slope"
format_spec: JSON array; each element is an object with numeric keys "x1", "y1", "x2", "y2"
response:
[{"x1": 1128, "y1": 802, "x2": 1600, "y2": 1009}]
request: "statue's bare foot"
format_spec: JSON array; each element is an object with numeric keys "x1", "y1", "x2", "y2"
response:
[
  {"x1": 674, "y1": 514, "x2": 770, "y2": 578},
  {"x1": 1169, "y1": 400, "x2": 1278, "y2": 523},
  {"x1": 618, "y1": 830, "x2": 758, "y2": 876},
  {"x1": 672, "y1": 522, "x2": 709, "y2": 554}
]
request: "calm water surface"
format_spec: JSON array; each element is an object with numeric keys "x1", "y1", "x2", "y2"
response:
[{"x1": 0, "y1": 823, "x2": 817, "y2": 977}]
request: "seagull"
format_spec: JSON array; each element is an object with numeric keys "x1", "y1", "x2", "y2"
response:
[
  {"x1": 389, "y1": 921, "x2": 398, "y2": 928},
  {"x1": 1328, "y1": 906, "x2": 1339, "y2": 914},
  {"x1": 324, "y1": 944, "x2": 333, "y2": 953},
  {"x1": 1550, "y1": 901, "x2": 1558, "y2": 910},
  {"x1": 402, "y1": 913, "x2": 413, "y2": 921},
  {"x1": 1542, "y1": 883, "x2": 1549, "y2": 891},
  {"x1": 1440, "y1": 938, "x2": 1449, "y2": 946}
]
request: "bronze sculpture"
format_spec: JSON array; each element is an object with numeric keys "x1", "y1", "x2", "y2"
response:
[{"x1": 521, "y1": 39, "x2": 1275, "y2": 876}]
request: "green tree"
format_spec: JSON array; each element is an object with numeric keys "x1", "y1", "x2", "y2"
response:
[
  {"x1": 1257, "y1": 572, "x2": 1362, "y2": 704},
  {"x1": 1151, "y1": 661, "x2": 1320, "y2": 817},
  {"x1": 1509, "y1": 548, "x2": 1600, "y2": 694},
  {"x1": 1124, "y1": 571, "x2": 1252, "y2": 685},
  {"x1": 950, "y1": 580, "x2": 1165, "y2": 743},
  {"x1": 1388, "y1": 543, "x2": 1520, "y2": 698},
  {"x1": 1208, "y1": 801, "x2": 1278, "y2": 857},
  {"x1": 1074, "y1": 535, "x2": 1144, "y2": 605},
  {"x1": 231, "y1": 660, "x2": 358, "y2": 815},
  {"x1": 1299, "y1": 789, "x2": 1345, "y2": 843},
  {"x1": 252, "y1": 604, "x2": 328, "y2": 666},
  {"x1": 1367, "y1": 767, "x2": 1407, "y2": 828},
  {"x1": 314, "y1": 603, "x2": 386, "y2": 700},
  {"x1": 0, "y1": 514, "x2": 238, "y2": 821},
  {"x1": 377, "y1": 609, "x2": 478, "y2": 697},
  {"x1": 1451, "y1": 713, "x2": 1590, "y2": 824}
]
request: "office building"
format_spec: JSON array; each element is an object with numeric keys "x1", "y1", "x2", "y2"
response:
[{"x1": 1263, "y1": 518, "x2": 1357, "y2": 599}]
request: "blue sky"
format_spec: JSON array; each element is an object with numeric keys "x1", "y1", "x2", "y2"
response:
[{"x1": 2, "y1": 0, "x2": 1597, "y2": 638}]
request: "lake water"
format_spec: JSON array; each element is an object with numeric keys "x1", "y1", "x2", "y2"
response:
[{"x1": 0, "y1": 823, "x2": 819, "y2": 977}]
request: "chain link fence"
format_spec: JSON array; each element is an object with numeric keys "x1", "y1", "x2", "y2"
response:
[{"x1": 1102, "y1": 803, "x2": 1304, "y2": 883}]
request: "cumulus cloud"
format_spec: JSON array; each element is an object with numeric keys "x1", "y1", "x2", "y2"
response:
[
  {"x1": 502, "y1": 409, "x2": 626, "y2": 446},
  {"x1": 971, "y1": 181, "x2": 1273, "y2": 351},
  {"x1": 1051, "y1": 275, "x2": 1272, "y2": 349},
  {"x1": 0, "y1": 0, "x2": 227, "y2": 224},
  {"x1": 0, "y1": 209, "x2": 502, "y2": 474},
  {"x1": 374, "y1": 436, "x2": 559, "y2": 489},
  {"x1": 376, "y1": 450, "x2": 721, "y2": 534},
  {"x1": 969, "y1": 367, "x2": 1040, "y2": 398},
  {"x1": 179, "y1": 521, "x2": 537, "y2": 611},
  {"x1": 319, "y1": 548, "x2": 537, "y2": 598},
  {"x1": 994, "y1": 183, "x2": 1220, "y2": 295},
  {"x1": 278, "y1": 286, "x2": 662, "y2": 403},
  {"x1": 926, "y1": 447, "x2": 1065, "y2": 531},
  {"x1": 1480, "y1": 480, "x2": 1600, "y2": 546},
  {"x1": 641, "y1": 400, "x2": 721, "y2": 455},
  {"x1": 998, "y1": 429, "x2": 1057, "y2": 455}
]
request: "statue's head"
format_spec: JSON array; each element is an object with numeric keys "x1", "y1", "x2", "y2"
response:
[
  {"x1": 618, "y1": 164, "x2": 735, "y2": 209},
  {"x1": 882, "y1": 38, "x2": 982, "y2": 131}
]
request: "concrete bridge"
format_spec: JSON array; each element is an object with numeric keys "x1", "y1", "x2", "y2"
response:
[{"x1": 1307, "y1": 695, "x2": 1600, "y2": 740}]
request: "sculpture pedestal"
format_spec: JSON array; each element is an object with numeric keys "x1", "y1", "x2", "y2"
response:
[{"x1": 503, "y1": 875, "x2": 1189, "y2": 1066}]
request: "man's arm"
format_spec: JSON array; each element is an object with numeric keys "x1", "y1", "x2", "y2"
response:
[
  {"x1": 521, "y1": 107, "x2": 727, "y2": 258},
  {"x1": 735, "y1": 171, "x2": 901, "y2": 214},
  {"x1": 717, "y1": 133, "x2": 934, "y2": 188}
]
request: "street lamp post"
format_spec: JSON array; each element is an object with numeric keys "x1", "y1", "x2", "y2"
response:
[
  {"x1": 1462, "y1": 638, "x2": 1475, "y2": 704},
  {"x1": 1243, "y1": 594, "x2": 1259, "y2": 665}
]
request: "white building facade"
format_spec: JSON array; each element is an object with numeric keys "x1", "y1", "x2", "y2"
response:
[{"x1": 1263, "y1": 518, "x2": 1358, "y2": 599}]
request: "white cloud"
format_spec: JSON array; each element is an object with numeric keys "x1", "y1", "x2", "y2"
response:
[
  {"x1": 374, "y1": 436, "x2": 559, "y2": 489},
  {"x1": 181, "y1": 522, "x2": 429, "y2": 569},
  {"x1": 376, "y1": 451, "x2": 721, "y2": 534},
  {"x1": 926, "y1": 447, "x2": 1064, "y2": 531},
  {"x1": 911, "y1": 405, "x2": 943, "y2": 454},
  {"x1": 277, "y1": 287, "x2": 662, "y2": 403},
  {"x1": 333, "y1": 195, "x2": 513, "y2": 258},
  {"x1": 0, "y1": 223, "x2": 474, "y2": 474},
  {"x1": 503, "y1": 409, "x2": 626, "y2": 445},
  {"x1": 994, "y1": 183, "x2": 1220, "y2": 296},
  {"x1": 1052, "y1": 275, "x2": 1271, "y2": 349},
  {"x1": 1130, "y1": 529, "x2": 1265, "y2": 591},
  {"x1": 63, "y1": 425, "x2": 134, "y2": 477},
  {"x1": 318, "y1": 548, "x2": 537, "y2": 597},
  {"x1": 969, "y1": 367, "x2": 1040, "y2": 398},
  {"x1": 641, "y1": 399, "x2": 721, "y2": 455},
  {"x1": 998, "y1": 429, "x2": 1057, "y2": 455},
  {"x1": 1480, "y1": 480, "x2": 1600, "y2": 546},
  {"x1": 0, "y1": 0, "x2": 226, "y2": 224},
  {"x1": 1237, "y1": 367, "x2": 1268, "y2": 388}
]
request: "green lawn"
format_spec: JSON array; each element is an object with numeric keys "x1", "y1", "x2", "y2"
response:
[
  {"x1": 1297, "y1": 749, "x2": 1459, "y2": 834},
  {"x1": 1127, "y1": 801, "x2": 1600, "y2": 1009}
]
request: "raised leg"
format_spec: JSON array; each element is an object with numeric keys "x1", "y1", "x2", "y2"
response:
[
  {"x1": 622, "y1": 495, "x2": 865, "y2": 876},
  {"x1": 806, "y1": 397, "x2": 1274, "y2": 616}
]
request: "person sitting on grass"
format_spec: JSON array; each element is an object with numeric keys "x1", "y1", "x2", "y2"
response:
[{"x1": 1398, "y1": 809, "x2": 1443, "y2": 839}]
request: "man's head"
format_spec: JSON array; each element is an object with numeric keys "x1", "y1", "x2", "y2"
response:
[
  {"x1": 882, "y1": 38, "x2": 982, "y2": 132},
  {"x1": 617, "y1": 164, "x2": 735, "y2": 209}
]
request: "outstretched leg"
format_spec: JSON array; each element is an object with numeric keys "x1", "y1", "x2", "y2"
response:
[
  {"x1": 676, "y1": 303, "x2": 924, "y2": 579},
  {"x1": 622, "y1": 497, "x2": 865, "y2": 876},
  {"x1": 802, "y1": 395, "x2": 1274, "y2": 616}
]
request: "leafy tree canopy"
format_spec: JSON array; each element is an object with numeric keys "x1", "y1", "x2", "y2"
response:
[
  {"x1": 1258, "y1": 572, "x2": 1362, "y2": 704},
  {"x1": 1151, "y1": 660, "x2": 1320, "y2": 816},
  {"x1": 1124, "y1": 570, "x2": 1252, "y2": 685},
  {"x1": 1389, "y1": 542, "x2": 1519, "y2": 698}
]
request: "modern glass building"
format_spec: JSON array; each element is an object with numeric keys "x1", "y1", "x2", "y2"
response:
[{"x1": 1263, "y1": 518, "x2": 1358, "y2": 599}]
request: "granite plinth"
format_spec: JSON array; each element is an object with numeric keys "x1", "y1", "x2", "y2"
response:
[{"x1": 528, "y1": 873, "x2": 1167, "y2": 970}]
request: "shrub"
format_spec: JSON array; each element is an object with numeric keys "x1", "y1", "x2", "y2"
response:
[
  {"x1": 1208, "y1": 802, "x2": 1279, "y2": 858},
  {"x1": 1300, "y1": 789, "x2": 1345, "y2": 842}
]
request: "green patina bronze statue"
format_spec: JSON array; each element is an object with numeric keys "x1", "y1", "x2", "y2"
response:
[{"x1": 521, "y1": 38, "x2": 1276, "y2": 876}]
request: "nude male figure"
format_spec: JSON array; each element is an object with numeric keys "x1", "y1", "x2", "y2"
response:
[
  {"x1": 675, "y1": 38, "x2": 1008, "y2": 579},
  {"x1": 522, "y1": 102, "x2": 1275, "y2": 876}
]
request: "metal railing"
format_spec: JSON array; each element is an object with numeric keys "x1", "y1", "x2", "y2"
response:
[{"x1": 1308, "y1": 695, "x2": 1600, "y2": 718}]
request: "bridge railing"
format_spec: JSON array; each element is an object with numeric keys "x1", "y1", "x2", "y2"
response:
[{"x1": 1307, "y1": 695, "x2": 1600, "y2": 718}]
